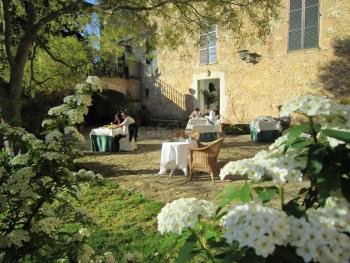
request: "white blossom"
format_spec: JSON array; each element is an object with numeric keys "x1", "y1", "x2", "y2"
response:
[
  {"x1": 157, "y1": 198, "x2": 216, "y2": 234},
  {"x1": 221, "y1": 203, "x2": 290, "y2": 258},
  {"x1": 289, "y1": 216, "x2": 350, "y2": 263},
  {"x1": 281, "y1": 96, "x2": 333, "y2": 117},
  {"x1": 64, "y1": 126, "x2": 85, "y2": 142},
  {"x1": 5, "y1": 230, "x2": 30, "y2": 248},
  {"x1": 48, "y1": 104, "x2": 71, "y2": 116},
  {"x1": 45, "y1": 130, "x2": 63, "y2": 143}
]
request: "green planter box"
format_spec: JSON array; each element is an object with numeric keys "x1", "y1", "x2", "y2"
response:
[
  {"x1": 250, "y1": 129, "x2": 280, "y2": 143},
  {"x1": 91, "y1": 135, "x2": 116, "y2": 152},
  {"x1": 199, "y1": 132, "x2": 218, "y2": 142}
]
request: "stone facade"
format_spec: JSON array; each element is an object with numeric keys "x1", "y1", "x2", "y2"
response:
[{"x1": 142, "y1": 0, "x2": 350, "y2": 123}]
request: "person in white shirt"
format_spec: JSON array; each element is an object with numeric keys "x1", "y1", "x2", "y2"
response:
[
  {"x1": 189, "y1": 108, "x2": 201, "y2": 119},
  {"x1": 113, "y1": 110, "x2": 137, "y2": 151},
  {"x1": 205, "y1": 106, "x2": 217, "y2": 125}
]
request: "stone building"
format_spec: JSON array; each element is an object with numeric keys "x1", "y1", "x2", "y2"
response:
[{"x1": 141, "y1": 0, "x2": 350, "y2": 124}]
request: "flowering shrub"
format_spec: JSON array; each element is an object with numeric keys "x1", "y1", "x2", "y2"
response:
[
  {"x1": 157, "y1": 95, "x2": 350, "y2": 262},
  {"x1": 0, "y1": 77, "x2": 117, "y2": 262}
]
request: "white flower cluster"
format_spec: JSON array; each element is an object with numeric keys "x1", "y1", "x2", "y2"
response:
[
  {"x1": 281, "y1": 95, "x2": 333, "y2": 117},
  {"x1": 221, "y1": 203, "x2": 290, "y2": 258},
  {"x1": 32, "y1": 217, "x2": 62, "y2": 234},
  {"x1": 44, "y1": 77, "x2": 101, "y2": 127},
  {"x1": 73, "y1": 169, "x2": 103, "y2": 180},
  {"x1": 64, "y1": 126, "x2": 85, "y2": 143},
  {"x1": 307, "y1": 196, "x2": 350, "y2": 233},
  {"x1": 63, "y1": 94, "x2": 92, "y2": 107},
  {"x1": 4, "y1": 230, "x2": 30, "y2": 248},
  {"x1": 45, "y1": 130, "x2": 63, "y2": 143},
  {"x1": 220, "y1": 198, "x2": 350, "y2": 262},
  {"x1": 157, "y1": 198, "x2": 216, "y2": 234},
  {"x1": 289, "y1": 216, "x2": 350, "y2": 263},
  {"x1": 219, "y1": 146, "x2": 305, "y2": 184}
]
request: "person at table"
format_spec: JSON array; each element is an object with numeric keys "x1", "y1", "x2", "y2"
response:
[
  {"x1": 189, "y1": 108, "x2": 201, "y2": 119},
  {"x1": 204, "y1": 106, "x2": 217, "y2": 125},
  {"x1": 113, "y1": 113, "x2": 124, "y2": 125},
  {"x1": 113, "y1": 110, "x2": 138, "y2": 151}
]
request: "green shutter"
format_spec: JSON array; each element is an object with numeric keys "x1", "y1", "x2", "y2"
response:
[
  {"x1": 304, "y1": 1, "x2": 319, "y2": 49},
  {"x1": 288, "y1": 0, "x2": 303, "y2": 51}
]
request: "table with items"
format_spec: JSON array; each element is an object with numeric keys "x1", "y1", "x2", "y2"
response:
[{"x1": 90, "y1": 127, "x2": 124, "y2": 152}]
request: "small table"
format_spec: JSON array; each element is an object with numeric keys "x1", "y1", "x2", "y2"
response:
[
  {"x1": 187, "y1": 123, "x2": 219, "y2": 142},
  {"x1": 186, "y1": 118, "x2": 210, "y2": 128},
  {"x1": 158, "y1": 140, "x2": 197, "y2": 176},
  {"x1": 250, "y1": 120, "x2": 282, "y2": 143},
  {"x1": 90, "y1": 127, "x2": 124, "y2": 152}
]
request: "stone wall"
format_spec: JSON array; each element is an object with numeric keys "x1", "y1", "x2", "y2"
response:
[
  {"x1": 100, "y1": 78, "x2": 141, "y2": 101},
  {"x1": 142, "y1": 0, "x2": 350, "y2": 123}
]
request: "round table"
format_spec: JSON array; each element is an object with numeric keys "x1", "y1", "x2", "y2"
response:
[
  {"x1": 90, "y1": 127, "x2": 124, "y2": 152},
  {"x1": 158, "y1": 140, "x2": 197, "y2": 176}
]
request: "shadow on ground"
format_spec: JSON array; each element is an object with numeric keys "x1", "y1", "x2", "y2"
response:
[{"x1": 77, "y1": 133, "x2": 305, "y2": 204}]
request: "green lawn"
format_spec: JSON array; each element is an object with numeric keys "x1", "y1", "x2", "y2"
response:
[{"x1": 74, "y1": 180, "x2": 178, "y2": 262}]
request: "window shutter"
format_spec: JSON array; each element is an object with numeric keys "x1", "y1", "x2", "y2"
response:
[
  {"x1": 304, "y1": 0, "x2": 319, "y2": 49},
  {"x1": 208, "y1": 47, "x2": 217, "y2": 64},
  {"x1": 200, "y1": 49, "x2": 208, "y2": 65},
  {"x1": 288, "y1": 0, "x2": 302, "y2": 51}
]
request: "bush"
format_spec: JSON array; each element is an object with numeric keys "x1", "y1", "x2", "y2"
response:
[
  {"x1": 0, "y1": 77, "x2": 117, "y2": 262},
  {"x1": 222, "y1": 124, "x2": 250, "y2": 135}
]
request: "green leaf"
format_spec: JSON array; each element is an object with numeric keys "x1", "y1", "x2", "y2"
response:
[
  {"x1": 321, "y1": 129, "x2": 350, "y2": 143},
  {"x1": 254, "y1": 186, "x2": 279, "y2": 203},
  {"x1": 271, "y1": 245, "x2": 304, "y2": 263},
  {"x1": 240, "y1": 183, "x2": 251, "y2": 203},
  {"x1": 218, "y1": 184, "x2": 242, "y2": 207},
  {"x1": 176, "y1": 233, "x2": 197, "y2": 263},
  {"x1": 283, "y1": 198, "x2": 305, "y2": 218},
  {"x1": 285, "y1": 124, "x2": 312, "y2": 138},
  {"x1": 307, "y1": 145, "x2": 327, "y2": 175},
  {"x1": 159, "y1": 233, "x2": 179, "y2": 251}
]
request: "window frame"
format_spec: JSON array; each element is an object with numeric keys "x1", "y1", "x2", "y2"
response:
[
  {"x1": 199, "y1": 24, "x2": 217, "y2": 65},
  {"x1": 287, "y1": 0, "x2": 320, "y2": 52}
]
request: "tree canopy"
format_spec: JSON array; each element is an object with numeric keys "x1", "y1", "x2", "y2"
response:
[{"x1": 0, "y1": 0, "x2": 281, "y2": 126}]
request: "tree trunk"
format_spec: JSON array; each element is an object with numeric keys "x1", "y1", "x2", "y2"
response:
[{"x1": 0, "y1": 34, "x2": 34, "y2": 126}]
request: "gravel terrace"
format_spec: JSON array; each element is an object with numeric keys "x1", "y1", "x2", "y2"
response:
[{"x1": 76, "y1": 127, "x2": 306, "y2": 205}]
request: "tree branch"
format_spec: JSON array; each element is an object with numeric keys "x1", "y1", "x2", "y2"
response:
[
  {"x1": 41, "y1": 45, "x2": 76, "y2": 69},
  {"x1": 1, "y1": 0, "x2": 14, "y2": 66}
]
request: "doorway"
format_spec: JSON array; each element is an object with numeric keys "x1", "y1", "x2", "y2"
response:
[{"x1": 198, "y1": 78, "x2": 220, "y2": 114}]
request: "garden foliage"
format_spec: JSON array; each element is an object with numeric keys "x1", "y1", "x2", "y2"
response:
[
  {"x1": 0, "y1": 77, "x2": 117, "y2": 262},
  {"x1": 157, "y1": 95, "x2": 350, "y2": 263}
]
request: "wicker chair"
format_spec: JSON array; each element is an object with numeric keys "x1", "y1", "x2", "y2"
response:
[
  {"x1": 186, "y1": 129, "x2": 200, "y2": 142},
  {"x1": 173, "y1": 130, "x2": 187, "y2": 138},
  {"x1": 188, "y1": 138, "x2": 224, "y2": 182}
]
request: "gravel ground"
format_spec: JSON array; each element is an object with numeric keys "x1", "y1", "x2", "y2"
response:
[{"x1": 76, "y1": 127, "x2": 307, "y2": 205}]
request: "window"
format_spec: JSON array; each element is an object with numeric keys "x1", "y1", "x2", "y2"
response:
[
  {"x1": 288, "y1": 0, "x2": 320, "y2": 52},
  {"x1": 199, "y1": 24, "x2": 217, "y2": 65}
]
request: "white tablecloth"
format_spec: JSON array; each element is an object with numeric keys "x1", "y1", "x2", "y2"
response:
[
  {"x1": 187, "y1": 124, "x2": 219, "y2": 133},
  {"x1": 158, "y1": 140, "x2": 197, "y2": 176},
  {"x1": 89, "y1": 127, "x2": 124, "y2": 137},
  {"x1": 186, "y1": 118, "x2": 209, "y2": 129},
  {"x1": 250, "y1": 120, "x2": 282, "y2": 133}
]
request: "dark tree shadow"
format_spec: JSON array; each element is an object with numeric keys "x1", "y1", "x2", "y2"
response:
[{"x1": 318, "y1": 38, "x2": 350, "y2": 97}]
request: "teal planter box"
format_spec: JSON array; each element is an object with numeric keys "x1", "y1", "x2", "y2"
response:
[
  {"x1": 250, "y1": 129, "x2": 279, "y2": 143},
  {"x1": 199, "y1": 132, "x2": 218, "y2": 142}
]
